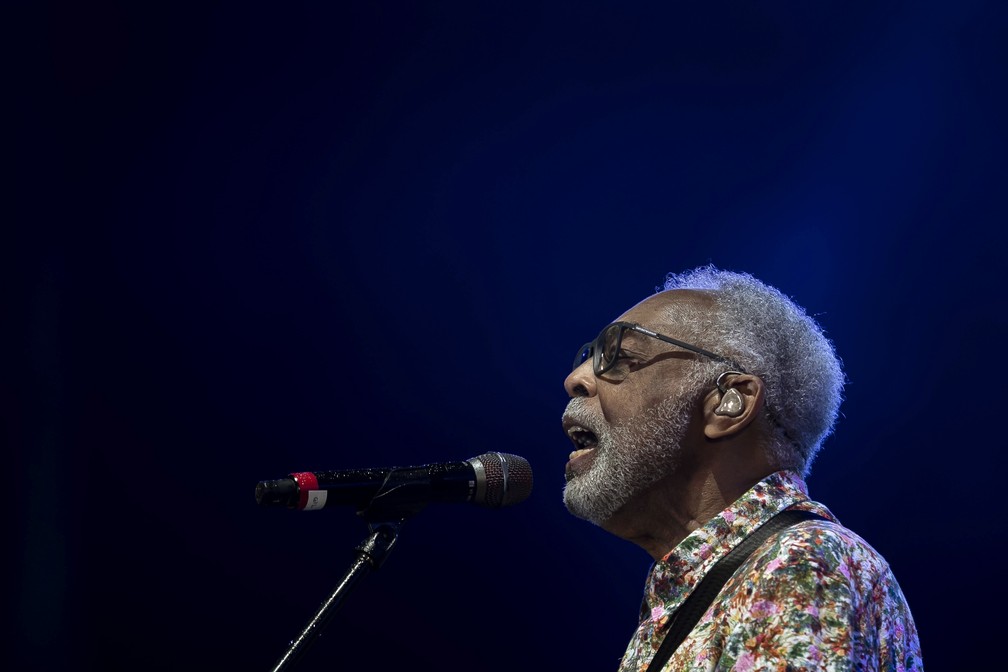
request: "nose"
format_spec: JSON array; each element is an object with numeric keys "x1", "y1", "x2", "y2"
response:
[{"x1": 564, "y1": 360, "x2": 597, "y2": 398}]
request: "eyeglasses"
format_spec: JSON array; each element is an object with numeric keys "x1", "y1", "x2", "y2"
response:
[
  {"x1": 572, "y1": 322, "x2": 808, "y2": 450},
  {"x1": 573, "y1": 321, "x2": 744, "y2": 378}
]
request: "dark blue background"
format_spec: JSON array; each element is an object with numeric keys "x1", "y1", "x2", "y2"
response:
[{"x1": 13, "y1": 2, "x2": 1006, "y2": 669}]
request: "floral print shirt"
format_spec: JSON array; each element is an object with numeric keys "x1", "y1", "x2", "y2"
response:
[{"x1": 618, "y1": 471, "x2": 922, "y2": 671}]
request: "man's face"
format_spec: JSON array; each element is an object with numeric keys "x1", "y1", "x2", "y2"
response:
[{"x1": 561, "y1": 291, "x2": 711, "y2": 526}]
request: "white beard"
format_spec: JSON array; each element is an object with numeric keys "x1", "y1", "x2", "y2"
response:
[{"x1": 562, "y1": 391, "x2": 695, "y2": 526}]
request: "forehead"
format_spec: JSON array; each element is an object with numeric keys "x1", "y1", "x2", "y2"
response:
[{"x1": 615, "y1": 289, "x2": 715, "y2": 330}]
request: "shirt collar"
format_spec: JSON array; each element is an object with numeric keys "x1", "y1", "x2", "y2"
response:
[{"x1": 641, "y1": 470, "x2": 835, "y2": 617}]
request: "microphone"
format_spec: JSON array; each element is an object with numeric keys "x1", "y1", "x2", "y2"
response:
[{"x1": 255, "y1": 452, "x2": 533, "y2": 512}]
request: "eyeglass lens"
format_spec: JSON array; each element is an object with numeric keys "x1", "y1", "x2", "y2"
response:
[
  {"x1": 600, "y1": 324, "x2": 622, "y2": 372},
  {"x1": 573, "y1": 323, "x2": 627, "y2": 374}
]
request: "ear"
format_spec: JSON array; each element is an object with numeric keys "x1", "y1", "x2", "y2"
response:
[{"x1": 703, "y1": 373, "x2": 766, "y2": 440}]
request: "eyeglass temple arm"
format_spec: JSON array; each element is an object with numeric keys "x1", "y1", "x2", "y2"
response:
[{"x1": 630, "y1": 324, "x2": 747, "y2": 373}]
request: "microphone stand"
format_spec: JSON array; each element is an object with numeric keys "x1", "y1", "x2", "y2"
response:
[{"x1": 269, "y1": 503, "x2": 420, "y2": 672}]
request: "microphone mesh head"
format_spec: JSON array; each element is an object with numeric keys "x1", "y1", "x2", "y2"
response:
[{"x1": 471, "y1": 452, "x2": 533, "y2": 507}]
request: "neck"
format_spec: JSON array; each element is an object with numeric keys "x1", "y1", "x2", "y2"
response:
[{"x1": 602, "y1": 443, "x2": 775, "y2": 561}]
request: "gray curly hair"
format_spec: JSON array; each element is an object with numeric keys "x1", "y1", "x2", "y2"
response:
[{"x1": 661, "y1": 266, "x2": 845, "y2": 476}]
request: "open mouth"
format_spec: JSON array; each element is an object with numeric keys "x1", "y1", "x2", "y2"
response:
[{"x1": 566, "y1": 425, "x2": 599, "y2": 460}]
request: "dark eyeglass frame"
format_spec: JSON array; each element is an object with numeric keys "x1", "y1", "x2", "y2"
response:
[{"x1": 573, "y1": 321, "x2": 745, "y2": 378}]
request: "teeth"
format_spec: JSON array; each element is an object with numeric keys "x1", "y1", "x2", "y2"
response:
[
  {"x1": 569, "y1": 448, "x2": 594, "y2": 460},
  {"x1": 566, "y1": 425, "x2": 588, "y2": 438},
  {"x1": 566, "y1": 425, "x2": 598, "y2": 448}
]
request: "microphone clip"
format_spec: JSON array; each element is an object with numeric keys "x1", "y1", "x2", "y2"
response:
[{"x1": 354, "y1": 467, "x2": 431, "y2": 524}]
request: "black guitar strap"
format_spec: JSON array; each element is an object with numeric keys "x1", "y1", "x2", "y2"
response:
[{"x1": 646, "y1": 509, "x2": 828, "y2": 672}]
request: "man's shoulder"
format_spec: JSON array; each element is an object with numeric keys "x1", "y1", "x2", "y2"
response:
[
  {"x1": 706, "y1": 512, "x2": 922, "y2": 670},
  {"x1": 737, "y1": 515, "x2": 898, "y2": 604}
]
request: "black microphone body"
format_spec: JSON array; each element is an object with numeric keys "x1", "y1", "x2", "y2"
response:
[{"x1": 255, "y1": 452, "x2": 532, "y2": 512}]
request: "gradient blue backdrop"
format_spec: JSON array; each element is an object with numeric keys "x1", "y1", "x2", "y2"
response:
[{"x1": 14, "y1": 2, "x2": 1007, "y2": 669}]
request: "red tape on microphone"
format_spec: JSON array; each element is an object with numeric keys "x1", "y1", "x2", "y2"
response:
[{"x1": 291, "y1": 472, "x2": 325, "y2": 511}]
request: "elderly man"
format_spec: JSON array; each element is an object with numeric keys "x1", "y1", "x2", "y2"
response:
[{"x1": 562, "y1": 266, "x2": 921, "y2": 671}]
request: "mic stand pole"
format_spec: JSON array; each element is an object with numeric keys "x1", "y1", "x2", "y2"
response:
[{"x1": 269, "y1": 519, "x2": 401, "y2": 672}]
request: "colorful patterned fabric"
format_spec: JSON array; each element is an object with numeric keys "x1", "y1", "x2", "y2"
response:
[{"x1": 618, "y1": 471, "x2": 922, "y2": 671}]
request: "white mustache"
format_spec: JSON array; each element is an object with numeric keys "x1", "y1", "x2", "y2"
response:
[{"x1": 563, "y1": 397, "x2": 606, "y2": 435}]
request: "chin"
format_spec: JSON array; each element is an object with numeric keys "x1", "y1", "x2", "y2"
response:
[{"x1": 563, "y1": 477, "x2": 622, "y2": 526}]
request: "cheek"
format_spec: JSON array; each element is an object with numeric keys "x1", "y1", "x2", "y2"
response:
[{"x1": 598, "y1": 379, "x2": 679, "y2": 425}]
